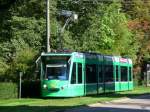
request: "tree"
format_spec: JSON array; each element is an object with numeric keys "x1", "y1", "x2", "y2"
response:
[
  {"x1": 61, "y1": 2, "x2": 134, "y2": 59},
  {"x1": 123, "y1": 0, "x2": 150, "y2": 63}
]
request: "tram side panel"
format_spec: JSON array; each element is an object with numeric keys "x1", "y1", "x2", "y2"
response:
[
  {"x1": 98, "y1": 64, "x2": 105, "y2": 94},
  {"x1": 115, "y1": 58, "x2": 133, "y2": 92},
  {"x1": 128, "y1": 59, "x2": 133, "y2": 90},
  {"x1": 114, "y1": 65, "x2": 120, "y2": 92},
  {"x1": 68, "y1": 53, "x2": 85, "y2": 97},
  {"x1": 128, "y1": 66, "x2": 133, "y2": 90},
  {"x1": 84, "y1": 54, "x2": 98, "y2": 95},
  {"x1": 103, "y1": 56, "x2": 115, "y2": 93}
]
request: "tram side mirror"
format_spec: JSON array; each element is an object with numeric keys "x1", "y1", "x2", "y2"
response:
[
  {"x1": 68, "y1": 57, "x2": 71, "y2": 64},
  {"x1": 35, "y1": 56, "x2": 41, "y2": 73}
]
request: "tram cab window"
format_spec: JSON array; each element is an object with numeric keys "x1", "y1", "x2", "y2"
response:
[
  {"x1": 104, "y1": 65, "x2": 113, "y2": 82},
  {"x1": 43, "y1": 56, "x2": 71, "y2": 80},
  {"x1": 86, "y1": 64, "x2": 96, "y2": 83},
  {"x1": 129, "y1": 67, "x2": 132, "y2": 81},
  {"x1": 78, "y1": 63, "x2": 82, "y2": 84},
  {"x1": 99, "y1": 65, "x2": 103, "y2": 83},
  {"x1": 46, "y1": 64, "x2": 68, "y2": 80},
  {"x1": 121, "y1": 66, "x2": 128, "y2": 81},
  {"x1": 116, "y1": 66, "x2": 119, "y2": 81},
  {"x1": 71, "y1": 63, "x2": 76, "y2": 84}
]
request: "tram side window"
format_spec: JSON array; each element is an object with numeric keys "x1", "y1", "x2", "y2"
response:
[
  {"x1": 78, "y1": 63, "x2": 82, "y2": 84},
  {"x1": 121, "y1": 66, "x2": 128, "y2": 81},
  {"x1": 71, "y1": 63, "x2": 76, "y2": 84},
  {"x1": 99, "y1": 65, "x2": 103, "y2": 83},
  {"x1": 104, "y1": 65, "x2": 113, "y2": 82},
  {"x1": 86, "y1": 64, "x2": 96, "y2": 83},
  {"x1": 116, "y1": 66, "x2": 119, "y2": 81},
  {"x1": 129, "y1": 67, "x2": 132, "y2": 81}
]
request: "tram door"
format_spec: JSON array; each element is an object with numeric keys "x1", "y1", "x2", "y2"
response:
[
  {"x1": 98, "y1": 65, "x2": 104, "y2": 93},
  {"x1": 85, "y1": 64, "x2": 98, "y2": 95},
  {"x1": 70, "y1": 63, "x2": 84, "y2": 96}
]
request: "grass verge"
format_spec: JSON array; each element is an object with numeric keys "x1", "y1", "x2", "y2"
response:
[{"x1": 0, "y1": 86, "x2": 150, "y2": 112}]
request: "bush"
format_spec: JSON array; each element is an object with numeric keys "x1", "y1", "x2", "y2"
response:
[
  {"x1": 0, "y1": 82, "x2": 18, "y2": 99},
  {"x1": 133, "y1": 72, "x2": 145, "y2": 87}
]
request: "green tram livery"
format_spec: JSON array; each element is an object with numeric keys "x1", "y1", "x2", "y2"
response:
[{"x1": 40, "y1": 52, "x2": 133, "y2": 97}]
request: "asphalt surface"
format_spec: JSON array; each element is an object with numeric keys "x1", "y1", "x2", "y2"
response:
[{"x1": 64, "y1": 94, "x2": 150, "y2": 112}]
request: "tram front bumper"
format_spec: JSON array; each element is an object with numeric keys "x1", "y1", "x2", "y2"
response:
[{"x1": 41, "y1": 80, "x2": 70, "y2": 97}]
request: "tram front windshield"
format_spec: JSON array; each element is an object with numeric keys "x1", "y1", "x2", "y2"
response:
[{"x1": 46, "y1": 64, "x2": 68, "y2": 80}]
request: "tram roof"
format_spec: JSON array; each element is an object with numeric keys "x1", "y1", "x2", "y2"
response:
[
  {"x1": 41, "y1": 52, "x2": 131, "y2": 60},
  {"x1": 41, "y1": 52, "x2": 72, "y2": 56},
  {"x1": 41, "y1": 52, "x2": 132, "y2": 64}
]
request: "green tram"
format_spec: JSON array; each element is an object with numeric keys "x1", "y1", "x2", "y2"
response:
[{"x1": 40, "y1": 52, "x2": 133, "y2": 97}]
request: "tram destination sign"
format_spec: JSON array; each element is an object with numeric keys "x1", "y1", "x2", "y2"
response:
[{"x1": 120, "y1": 58, "x2": 128, "y2": 63}]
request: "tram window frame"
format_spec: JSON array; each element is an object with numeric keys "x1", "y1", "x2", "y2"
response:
[
  {"x1": 86, "y1": 64, "x2": 97, "y2": 83},
  {"x1": 129, "y1": 67, "x2": 132, "y2": 81},
  {"x1": 78, "y1": 63, "x2": 82, "y2": 84},
  {"x1": 71, "y1": 63, "x2": 77, "y2": 84},
  {"x1": 121, "y1": 66, "x2": 128, "y2": 81},
  {"x1": 104, "y1": 65, "x2": 114, "y2": 82},
  {"x1": 116, "y1": 65, "x2": 119, "y2": 81},
  {"x1": 98, "y1": 65, "x2": 103, "y2": 83},
  {"x1": 42, "y1": 63, "x2": 45, "y2": 79}
]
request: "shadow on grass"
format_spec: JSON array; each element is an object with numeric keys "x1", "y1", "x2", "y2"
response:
[
  {"x1": 65, "y1": 106, "x2": 150, "y2": 112},
  {"x1": 0, "y1": 105, "x2": 74, "y2": 112},
  {"x1": 30, "y1": 92, "x2": 150, "y2": 100},
  {"x1": 88, "y1": 92, "x2": 150, "y2": 100}
]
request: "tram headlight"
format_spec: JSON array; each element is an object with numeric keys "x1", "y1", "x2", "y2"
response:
[{"x1": 43, "y1": 84, "x2": 47, "y2": 89}]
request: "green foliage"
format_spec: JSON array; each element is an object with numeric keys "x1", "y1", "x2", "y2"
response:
[
  {"x1": 10, "y1": 16, "x2": 46, "y2": 50},
  {"x1": 81, "y1": 3, "x2": 126, "y2": 53},
  {"x1": 0, "y1": 82, "x2": 18, "y2": 99},
  {"x1": 0, "y1": 0, "x2": 54, "y2": 81},
  {"x1": 0, "y1": 58, "x2": 8, "y2": 76},
  {"x1": 123, "y1": 0, "x2": 150, "y2": 20},
  {"x1": 123, "y1": 0, "x2": 150, "y2": 63},
  {"x1": 7, "y1": 48, "x2": 38, "y2": 80},
  {"x1": 62, "y1": 2, "x2": 134, "y2": 58}
]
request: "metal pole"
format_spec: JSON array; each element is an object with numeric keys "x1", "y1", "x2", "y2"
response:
[
  {"x1": 19, "y1": 72, "x2": 23, "y2": 99},
  {"x1": 46, "y1": 0, "x2": 51, "y2": 52}
]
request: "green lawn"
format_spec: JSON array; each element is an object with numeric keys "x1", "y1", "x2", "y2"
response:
[{"x1": 0, "y1": 86, "x2": 150, "y2": 112}]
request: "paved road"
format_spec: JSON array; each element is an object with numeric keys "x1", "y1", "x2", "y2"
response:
[{"x1": 64, "y1": 94, "x2": 150, "y2": 112}]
